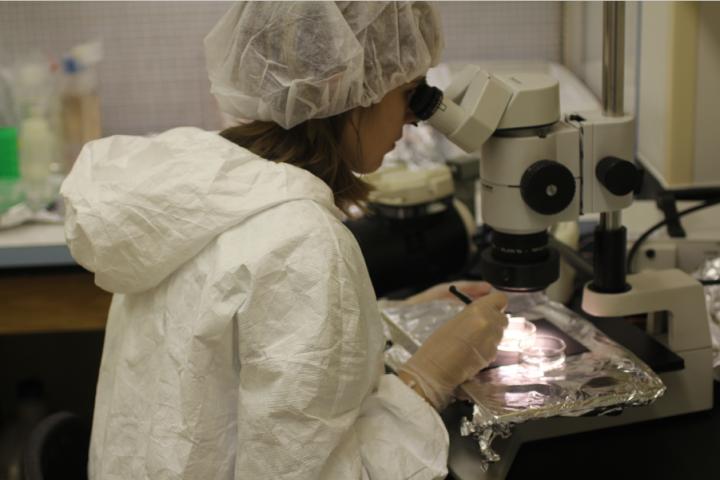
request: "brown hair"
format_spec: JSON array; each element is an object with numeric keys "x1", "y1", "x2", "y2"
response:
[{"x1": 220, "y1": 112, "x2": 370, "y2": 213}]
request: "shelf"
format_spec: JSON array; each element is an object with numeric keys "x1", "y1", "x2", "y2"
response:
[
  {"x1": 0, "y1": 223, "x2": 76, "y2": 268},
  {"x1": 0, "y1": 267, "x2": 110, "y2": 334}
]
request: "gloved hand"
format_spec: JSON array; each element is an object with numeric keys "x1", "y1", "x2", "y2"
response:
[{"x1": 398, "y1": 291, "x2": 508, "y2": 410}]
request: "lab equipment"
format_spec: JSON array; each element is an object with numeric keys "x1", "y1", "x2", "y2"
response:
[
  {"x1": 696, "y1": 256, "x2": 720, "y2": 379},
  {"x1": 382, "y1": 294, "x2": 666, "y2": 471},
  {"x1": 403, "y1": 280, "x2": 492, "y2": 306},
  {"x1": 22, "y1": 412, "x2": 90, "y2": 480},
  {"x1": 14, "y1": 61, "x2": 60, "y2": 211},
  {"x1": 18, "y1": 116, "x2": 56, "y2": 210},
  {"x1": 0, "y1": 128, "x2": 19, "y2": 180},
  {"x1": 0, "y1": 67, "x2": 16, "y2": 126},
  {"x1": 0, "y1": 127, "x2": 23, "y2": 220},
  {"x1": 204, "y1": 1, "x2": 443, "y2": 128},
  {"x1": 520, "y1": 334, "x2": 565, "y2": 368},
  {"x1": 409, "y1": 68, "x2": 637, "y2": 293},
  {"x1": 0, "y1": 69, "x2": 19, "y2": 207},
  {"x1": 625, "y1": 196, "x2": 720, "y2": 276},
  {"x1": 449, "y1": 285, "x2": 473, "y2": 304},
  {"x1": 498, "y1": 316, "x2": 536, "y2": 353},
  {"x1": 345, "y1": 165, "x2": 476, "y2": 297},
  {"x1": 399, "y1": 3, "x2": 712, "y2": 478},
  {"x1": 0, "y1": 380, "x2": 48, "y2": 480},
  {"x1": 61, "y1": 41, "x2": 103, "y2": 174}
]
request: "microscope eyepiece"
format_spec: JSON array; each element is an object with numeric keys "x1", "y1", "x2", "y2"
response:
[{"x1": 409, "y1": 81, "x2": 443, "y2": 121}]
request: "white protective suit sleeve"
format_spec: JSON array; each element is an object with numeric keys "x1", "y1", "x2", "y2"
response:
[{"x1": 231, "y1": 203, "x2": 448, "y2": 479}]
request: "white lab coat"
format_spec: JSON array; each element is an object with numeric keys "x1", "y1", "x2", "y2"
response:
[{"x1": 61, "y1": 127, "x2": 449, "y2": 479}]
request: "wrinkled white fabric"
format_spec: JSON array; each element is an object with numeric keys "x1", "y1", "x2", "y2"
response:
[
  {"x1": 204, "y1": 1, "x2": 443, "y2": 129},
  {"x1": 61, "y1": 127, "x2": 448, "y2": 479}
]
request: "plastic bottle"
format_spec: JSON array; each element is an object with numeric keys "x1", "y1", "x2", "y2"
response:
[
  {"x1": 18, "y1": 113, "x2": 57, "y2": 210},
  {"x1": 61, "y1": 41, "x2": 103, "y2": 174},
  {"x1": 0, "y1": 128, "x2": 19, "y2": 180},
  {"x1": 0, "y1": 67, "x2": 23, "y2": 213},
  {"x1": 0, "y1": 67, "x2": 16, "y2": 127},
  {"x1": 14, "y1": 61, "x2": 60, "y2": 211}
]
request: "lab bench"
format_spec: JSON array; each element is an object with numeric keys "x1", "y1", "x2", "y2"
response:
[
  {"x1": 505, "y1": 379, "x2": 720, "y2": 479},
  {"x1": 0, "y1": 223, "x2": 110, "y2": 335},
  {"x1": 0, "y1": 223, "x2": 109, "y2": 431},
  {"x1": 0, "y1": 266, "x2": 110, "y2": 335},
  {"x1": 0, "y1": 224, "x2": 74, "y2": 269}
]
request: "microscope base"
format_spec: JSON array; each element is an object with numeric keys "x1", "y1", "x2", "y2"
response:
[
  {"x1": 446, "y1": 347, "x2": 713, "y2": 480},
  {"x1": 448, "y1": 269, "x2": 714, "y2": 480}
]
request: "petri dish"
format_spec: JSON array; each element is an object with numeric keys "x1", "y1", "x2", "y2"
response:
[
  {"x1": 498, "y1": 316, "x2": 537, "y2": 352},
  {"x1": 521, "y1": 335, "x2": 566, "y2": 369}
]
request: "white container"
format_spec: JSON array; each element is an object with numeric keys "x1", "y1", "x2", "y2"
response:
[
  {"x1": 19, "y1": 115, "x2": 57, "y2": 210},
  {"x1": 498, "y1": 316, "x2": 537, "y2": 352},
  {"x1": 521, "y1": 335, "x2": 567, "y2": 369},
  {"x1": 13, "y1": 58, "x2": 61, "y2": 210}
]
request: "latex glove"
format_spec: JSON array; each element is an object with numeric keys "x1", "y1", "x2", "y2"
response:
[
  {"x1": 403, "y1": 280, "x2": 492, "y2": 305},
  {"x1": 398, "y1": 291, "x2": 508, "y2": 410}
]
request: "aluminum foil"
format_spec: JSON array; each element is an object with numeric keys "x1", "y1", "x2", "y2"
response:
[
  {"x1": 382, "y1": 292, "x2": 666, "y2": 469},
  {"x1": 694, "y1": 256, "x2": 720, "y2": 378}
]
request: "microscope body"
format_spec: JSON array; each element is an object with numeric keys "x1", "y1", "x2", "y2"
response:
[
  {"x1": 411, "y1": 67, "x2": 714, "y2": 480},
  {"x1": 413, "y1": 67, "x2": 709, "y2": 359},
  {"x1": 481, "y1": 111, "x2": 635, "y2": 233},
  {"x1": 423, "y1": 65, "x2": 636, "y2": 230},
  {"x1": 411, "y1": 66, "x2": 637, "y2": 291}
]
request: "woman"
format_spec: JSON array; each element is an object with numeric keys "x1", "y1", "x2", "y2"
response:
[{"x1": 62, "y1": 2, "x2": 508, "y2": 479}]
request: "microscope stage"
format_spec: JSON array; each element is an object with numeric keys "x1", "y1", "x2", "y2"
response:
[{"x1": 484, "y1": 319, "x2": 588, "y2": 369}]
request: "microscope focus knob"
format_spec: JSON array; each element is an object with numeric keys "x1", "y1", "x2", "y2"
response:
[
  {"x1": 520, "y1": 160, "x2": 576, "y2": 215},
  {"x1": 596, "y1": 156, "x2": 639, "y2": 196}
]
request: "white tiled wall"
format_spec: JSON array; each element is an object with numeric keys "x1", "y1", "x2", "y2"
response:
[
  {"x1": 0, "y1": 1, "x2": 230, "y2": 135},
  {"x1": 0, "y1": 1, "x2": 562, "y2": 136},
  {"x1": 436, "y1": 1, "x2": 562, "y2": 62}
]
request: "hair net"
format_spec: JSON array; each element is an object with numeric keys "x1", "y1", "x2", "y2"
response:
[{"x1": 204, "y1": 1, "x2": 444, "y2": 129}]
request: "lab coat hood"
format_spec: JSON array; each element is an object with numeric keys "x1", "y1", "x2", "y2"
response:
[{"x1": 61, "y1": 127, "x2": 342, "y2": 294}]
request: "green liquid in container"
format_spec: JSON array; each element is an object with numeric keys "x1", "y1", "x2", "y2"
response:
[{"x1": 0, "y1": 127, "x2": 19, "y2": 179}]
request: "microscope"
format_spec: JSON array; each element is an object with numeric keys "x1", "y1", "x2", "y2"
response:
[{"x1": 407, "y1": 5, "x2": 713, "y2": 478}]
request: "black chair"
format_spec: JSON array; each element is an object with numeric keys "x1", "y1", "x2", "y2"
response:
[{"x1": 22, "y1": 412, "x2": 89, "y2": 480}]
